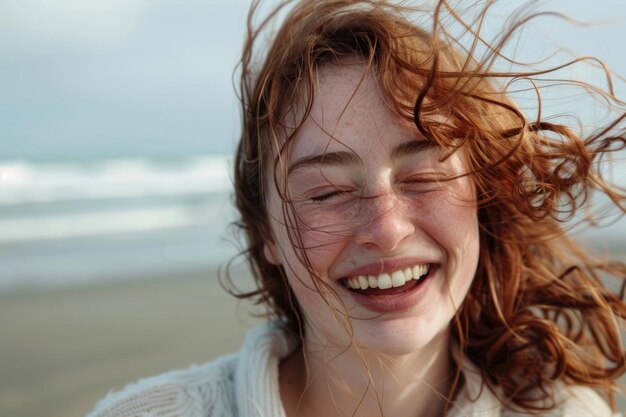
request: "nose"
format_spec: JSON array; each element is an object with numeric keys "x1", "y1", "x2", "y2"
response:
[{"x1": 353, "y1": 193, "x2": 415, "y2": 253}]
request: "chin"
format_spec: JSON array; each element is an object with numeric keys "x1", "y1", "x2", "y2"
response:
[{"x1": 351, "y1": 315, "x2": 452, "y2": 357}]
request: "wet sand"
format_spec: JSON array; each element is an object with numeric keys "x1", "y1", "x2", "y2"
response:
[
  {"x1": 0, "y1": 266, "x2": 261, "y2": 417},
  {"x1": 1, "y1": 263, "x2": 624, "y2": 417}
]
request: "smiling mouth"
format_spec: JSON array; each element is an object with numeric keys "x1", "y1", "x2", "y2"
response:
[{"x1": 342, "y1": 264, "x2": 431, "y2": 293}]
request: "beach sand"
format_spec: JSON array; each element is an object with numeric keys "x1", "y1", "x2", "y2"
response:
[
  {"x1": 0, "y1": 266, "x2": 261, "y2": 417},
  {"x1": 1, "y1": 264, "x2": 624, "y2": 417}
]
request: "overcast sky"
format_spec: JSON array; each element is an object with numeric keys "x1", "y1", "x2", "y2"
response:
[{"x1": 1, "y1": 0, "x2": 624, "y2": 162}]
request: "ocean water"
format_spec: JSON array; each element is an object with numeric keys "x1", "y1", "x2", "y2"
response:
[
  {"x1": 0, "y1": 155, "x2": 624, "y2": 293},
  {"x1": 0, "y1": 155, "x2": 242, "y2": 293}
]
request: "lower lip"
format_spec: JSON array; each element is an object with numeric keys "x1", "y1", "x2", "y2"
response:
[{"x1": 343, "y1": 267, "x2": 437, "y2": 314}]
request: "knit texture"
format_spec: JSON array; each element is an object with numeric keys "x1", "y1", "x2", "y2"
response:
[{"x1": 86, "y1": 322, "x2": 620, "y2": 417}]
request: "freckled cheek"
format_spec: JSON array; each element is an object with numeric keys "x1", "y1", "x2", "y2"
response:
[
  {"x1": 295, "y1": 224, "x2": 351, "y2": 265},
  {"x1": 433, "y1": 196, "x2": 480, "y2": 290},
  {"x1": 445, "y1": 199, "x2": 479, "y2": 240},
  {"x1": 295, "y1": 209, "x2": 356, "y2": 244},
  {"x1": 285, "y1": 210, "x2": 356, "y2": 275},
  {"x1": 431, "y1": 180, "x2": 477, "y2": 229},
  {"x1": 412, "y1": 188, "x2": 479, "y2": 252}
]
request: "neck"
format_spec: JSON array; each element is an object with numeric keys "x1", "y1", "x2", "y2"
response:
[{"x1": 280, "y1": 330, "x2": 456, "y2": 417}]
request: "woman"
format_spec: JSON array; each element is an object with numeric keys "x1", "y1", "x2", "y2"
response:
[{"x1": 88, "y1": 1, "x2": 626, "y2": 416}]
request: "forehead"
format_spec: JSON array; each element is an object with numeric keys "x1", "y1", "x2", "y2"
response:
[
  {"x1": 308, "y1": 62, "x2": 389, "y2": 127},
  {"x1": 285, "y1": 62, "x2": 416, "y2": 160}
]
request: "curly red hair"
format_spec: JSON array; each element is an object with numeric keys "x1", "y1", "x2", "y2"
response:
[{"x1": 226, "y1": 0, "x2": 626, "y2": 412}]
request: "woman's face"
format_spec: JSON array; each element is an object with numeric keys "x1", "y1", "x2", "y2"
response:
[{"x1": 264, "y1": 63, "x2": 479, "y2": 355}]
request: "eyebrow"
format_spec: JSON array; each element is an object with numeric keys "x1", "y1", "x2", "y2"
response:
[
  {"x1": 287, "y1": 139, "x2": 434, "y2": 175},
  {"x1": 390, "y1": 139, "x2": 434, "y2": 160},
  {"x1": 288, "y1": 150, "x2": 361, "y2": 174}
]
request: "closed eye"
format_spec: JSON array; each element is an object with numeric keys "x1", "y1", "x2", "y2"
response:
[
  {"x1": 310, "y1": 188, "x2": 354, "y2": 203},
  {"x1": 397, "y1": 174, "x2": 444, "y2": 193},
  {"x1": 398, "y1": 174, "x2": 438, "y2": 184}
]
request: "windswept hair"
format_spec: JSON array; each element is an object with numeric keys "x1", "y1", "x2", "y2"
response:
[{"x1": 227, "y1": 0, "x2": 626, "y2": 412}]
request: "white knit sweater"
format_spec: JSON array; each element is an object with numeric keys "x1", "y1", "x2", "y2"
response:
[{"x1": 86, "y1": 322, "x2": 620, "y2": 417}]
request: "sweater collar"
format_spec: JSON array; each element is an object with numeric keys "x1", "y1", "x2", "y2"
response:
[{"x1": 235, "y1": 321, "x2": 294, "y2": 417}]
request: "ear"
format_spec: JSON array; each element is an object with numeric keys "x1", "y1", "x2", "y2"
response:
[{"x1": 263, "y1": 241, "x2": 280, "y2": 265}]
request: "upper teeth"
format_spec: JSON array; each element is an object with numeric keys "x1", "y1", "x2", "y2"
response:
[{"x1": 345, "y1": 264, "x2": 430, "y2": 290}]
